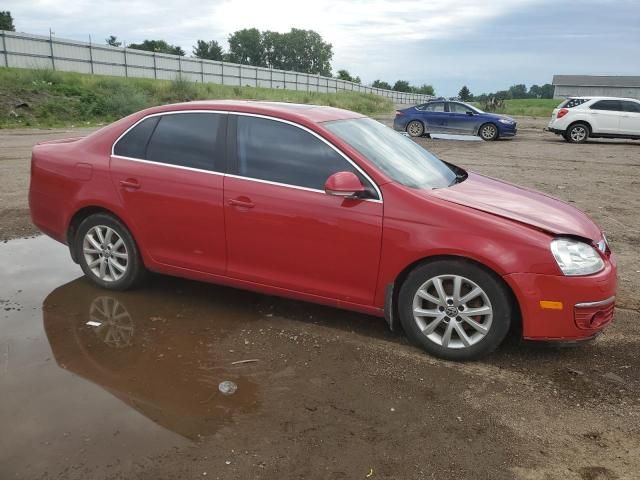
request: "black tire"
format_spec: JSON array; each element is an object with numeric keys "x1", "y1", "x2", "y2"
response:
[
  {"x1": 478, "y1": 123, "x2": 499, "y2": 141},
  {"x1": 565, "y1": 122, "x2": 589, "y2": 143},
  {"x1": 397, "y1": 259, "x2": 512, "y2": 361},
  {"x1": 75, "y1": 213, "x2": 146, "y2": 291},
  {"x1": 406, "y1": 120, "x2": 425, "y2": 137}
]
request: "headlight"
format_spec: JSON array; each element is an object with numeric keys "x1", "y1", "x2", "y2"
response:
[
  {"x1": 550, "y1": 238, "x2": 604, "y2": 276},
  {"x1": 498, "y1": 118, "x2": 513, "y2": 124}
]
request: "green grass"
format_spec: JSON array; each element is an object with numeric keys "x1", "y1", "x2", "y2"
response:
[
  {"x1": 494, "y1": 99, "x2": 560, "y2": 118},
  {"x1": 0, "y1": 67, "x2": 395, "y2": 128}
]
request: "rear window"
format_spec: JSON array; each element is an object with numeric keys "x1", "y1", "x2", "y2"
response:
[
  {"x1": 559, "y1": 98, "x2": 590, "y2": 108},
  {"x1": 113, "y1": 117, "x2": 159, "y2": 158}
]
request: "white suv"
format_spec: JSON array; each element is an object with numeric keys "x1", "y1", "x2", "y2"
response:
[{"x1": 546, "y1": 96, "x2": 640, "y2": 143}]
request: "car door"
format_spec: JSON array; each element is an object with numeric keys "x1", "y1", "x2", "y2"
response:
[
  {"x1": 110, "y1": 111, "x2": 227, "y2": 274},
  {"x1": 589, "y1": 100, "x2": 623, "y2": 133},
  {"x1": 420, "y1": 102, "x2": 447, "y2": 133},
  {"x1": 619, "y1": 100, "x2": 640, "y2": 135},
  {"x1": 223, "y1": 114, "x2": 383, "y2": 305},
  {"x1": 445, "y1": 102, "x2": 478, "y2": 134}
]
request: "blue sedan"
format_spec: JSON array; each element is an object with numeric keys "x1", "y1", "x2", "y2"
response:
[{"x1": 393, "y1": 100, "x2": 517, "y2": 141}]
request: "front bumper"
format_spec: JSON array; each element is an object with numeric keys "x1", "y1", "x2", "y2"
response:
[
  {"x1": 504, "y1": 256, "x2": 617, "y2": 341},
  {"x1": 497, "y1": 123, "x2": 517, "y2": 137}
]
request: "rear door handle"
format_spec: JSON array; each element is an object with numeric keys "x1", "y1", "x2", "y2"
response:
[
  {"x1": 119, "y1": 179, "x2": 140, "y2": 190},
  {"x1": 228, "y1": 198, "x2": 255, "y2": 209}
]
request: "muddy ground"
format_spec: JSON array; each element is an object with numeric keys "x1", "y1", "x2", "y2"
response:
[{"x1": 0, "y1": 119, "x2": 639, "y2": 479}]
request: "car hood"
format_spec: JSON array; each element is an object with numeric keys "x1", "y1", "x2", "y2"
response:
[
  {"x1": 429, "y1": 172, "x2": 601, "y2": 241},
  {"x1": 482, "y1": 112, "x2": 515, "y2": 123}
]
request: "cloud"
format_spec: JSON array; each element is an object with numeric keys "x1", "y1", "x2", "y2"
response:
[{"x1": 4, "y1": 0, "x2": 639, "y2": 95}]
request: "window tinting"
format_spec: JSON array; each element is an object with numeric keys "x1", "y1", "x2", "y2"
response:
[
  {"x1": 424, "y1": 102, "x2": 445, "y2": 112},
  {"x1": 113, "y1": 117, "x2": 159, "y2": 158},
  {"x1": 590, "y1": 100, "x2": 623, "y2": 112},
  {"x1": 236, "y1": 116, "x2": 365, "y2": 192},
  {"x1": 145, "y1": 113, "x2": 224, "y2": 171},
  {"x1": 621, "y1": 101, "x2": 640, "y2": 113}
]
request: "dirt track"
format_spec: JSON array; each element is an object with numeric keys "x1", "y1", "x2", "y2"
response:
[{"x1": 1, "y1": 119, "x2": 640, "y2": 479}]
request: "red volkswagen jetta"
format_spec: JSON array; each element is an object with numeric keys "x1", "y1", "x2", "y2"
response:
[{"x1": 29, "y1": 101, "x2": 617, "y2": 360}]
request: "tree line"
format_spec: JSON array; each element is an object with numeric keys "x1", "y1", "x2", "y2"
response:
[
  {"x1": 107, "y1": 28, "x2": 333, "y2": 77},
  {"x1": 457, "y1": 83, "x2": 555, "y2": 101}
]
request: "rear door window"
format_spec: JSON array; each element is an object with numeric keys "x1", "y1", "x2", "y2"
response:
[
  {"x1": 590, "y1": 100, "x2": 623, "y2": 112},
  {"x1": 424, "y1": 102, "x2": 445, "y2": 112},
  {"x1": 145, "y1": 113, "x2": 226, "y2": 172}
]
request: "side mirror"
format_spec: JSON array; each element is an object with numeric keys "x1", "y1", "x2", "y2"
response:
[
  {"x1": 324, "y1": 171, "x2": 365, "y2": 198},
  {"x1": 466, "y1": 111, "x2": 474, "y2": 116}
]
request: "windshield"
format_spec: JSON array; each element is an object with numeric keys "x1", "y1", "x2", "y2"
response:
[{"x1": 324, "y1": 118, "x2": 458, "y2": 189}]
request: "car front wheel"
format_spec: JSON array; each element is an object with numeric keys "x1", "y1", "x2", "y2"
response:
[
  {"x1": 479, "y1": 123, "x2": 499, "y2": 141},
  {"x1": 75, "y1": 213, "x2": 146, "y2": 290},
  {"x1": 398, "y1": 260, "x2": 512, "y2": 360}
]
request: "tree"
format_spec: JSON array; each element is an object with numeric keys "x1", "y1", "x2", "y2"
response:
[
  {"x1": 393, "y1": 80, "x2": 411, "y2": 92},
  {"x1": 540, "y1": 83, "x2": 554, "y2": 99},
  {"x1": 416, "y1": 84, "x2": 435, "y2": 95},
  {"x1": 127, "y1": 39, "x2": 185, "y2": 56},
  {"x1": 508, "y1": 84, "x2": 528, "y2": 99},
  {"x1": 0, "y1": 11, "x2": 15, "y2": 31},
  {"x1": 192, "y1": 40, "x2": 224, "y2": 60},
  {"x1": 458, "y1": 85, "x2": 472, "y2": 101},
  {"x1": 105, "y1": 35, "x2": 122, "y2": 47},
  {"x1": 226, "y1": 28, "x2": 333, "y2": 76},
  {"x1": 226, "y1": 28, "x2": 264, "y2": 66},
  {"x1": 372, "y1": 79, "x2": 392, "y2": 90},
  {"x1": 336, "y1": 69, "x2": 359, "y2": 82}
]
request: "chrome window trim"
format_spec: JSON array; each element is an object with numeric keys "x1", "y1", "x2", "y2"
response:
[
  {"x1": 111, "y1": 154, "x2": 225, "y2": 177},
  {"x1": 575, "y1": 296, "x2": 615, "y2": 309},
  {"x1": 110, "y1": 109, "x2": 383, "y2": 203}
]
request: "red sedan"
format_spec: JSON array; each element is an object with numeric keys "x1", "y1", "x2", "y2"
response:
[{"x1": 29, "y1": 101, "x2": 617, "y2": 360}]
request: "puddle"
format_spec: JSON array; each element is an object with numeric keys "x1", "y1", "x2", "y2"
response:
[
  {"x1": 431, "y1": 133, "x2": 482, "y2": 142},
  {"x1": 0, "y1": 235, "x2": 393, "y2": 478}
]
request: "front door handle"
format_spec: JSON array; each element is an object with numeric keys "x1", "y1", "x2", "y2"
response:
[
  {"x1": 119, "y1": 178, "x2": 140, "y2": 190},
  {"x1": 228, "y1": 198, "x2": 255, "y2": 209}
]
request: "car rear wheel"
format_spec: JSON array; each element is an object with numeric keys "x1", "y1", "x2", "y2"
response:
[
  {"x1": 565, "y1": 123, "x2": 589, "y2": 143},
  {"x1": 398, "y1": 260, "x2": 512, "y2": 361},
  {"x1": 75, "y1": 213, "x2": 146, "y2": 291},
  {"x1": 406, "y1": 120, "x2": 425, "y2": 137},
  {"x1": 479, "y1": 123, "x2": 499, "y2": 141}
]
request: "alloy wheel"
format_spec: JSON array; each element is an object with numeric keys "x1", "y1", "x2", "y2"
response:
[
  {"x1": 480, "y1": 124, "x2": 497, "y2": 140},
  {"x1": 570, "y1": 125, "x2": 587, "y2": 142},
  {"x1": 407, "y1": 121, "x2": 424, "y2": 137},
  {"x1": 83, "y1": 225, "x2": 129, "y2": 282},
  {"x1": 412, "y1": 274, "x2": 493, "y2": 349}
]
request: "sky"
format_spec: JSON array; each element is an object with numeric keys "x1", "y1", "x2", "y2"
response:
[{"x1": 4, "y1": 0, "x2": 640, "y2": 96}]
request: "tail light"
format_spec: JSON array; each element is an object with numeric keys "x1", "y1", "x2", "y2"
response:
[
  {"x1": 557, "y1": 108, "x2": 569, "y2": 119},
  {"x1": 395, "y1": 110, "x2": 404, "y2": 116}
]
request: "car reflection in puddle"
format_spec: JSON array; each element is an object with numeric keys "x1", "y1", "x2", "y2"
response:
[{"x1": 43, "y1": 278, "x2": 260, "y2": 441}]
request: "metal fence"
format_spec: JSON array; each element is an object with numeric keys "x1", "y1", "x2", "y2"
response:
[{"x1": 0, "y1": 30, "x2": 431, "y2": 105}]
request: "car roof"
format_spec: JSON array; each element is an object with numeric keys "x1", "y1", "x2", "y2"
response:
[
  {"x1": 140, "y1": 100, "x2": 365, "y2": 123},
  {"x1": 568, "y1": 96, "x2": 639, "y2": 101}
]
